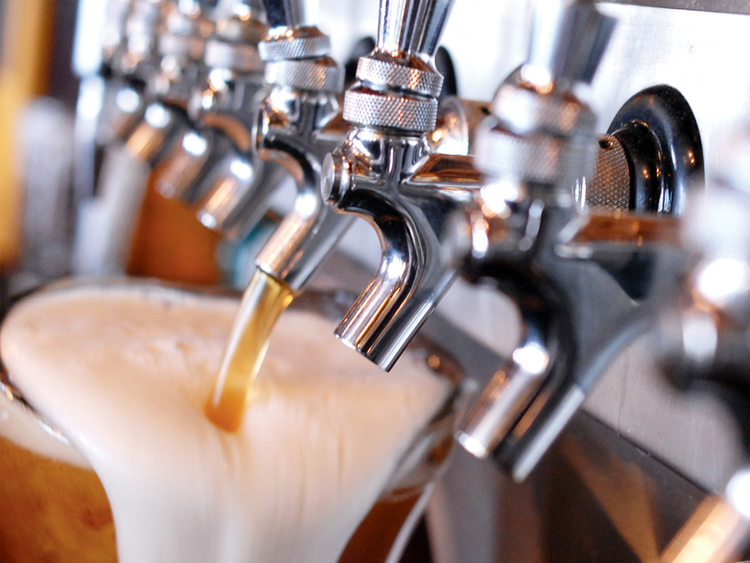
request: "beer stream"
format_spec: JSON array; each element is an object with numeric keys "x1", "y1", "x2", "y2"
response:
[{"x1": 205, "y1": 269, "x2": 295, "y2": 431}]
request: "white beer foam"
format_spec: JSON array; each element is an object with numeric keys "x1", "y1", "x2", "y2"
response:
[
  {"x1": 0, "y1": 282, "x2": 449, "y2": 563},
  {"x1": 0, "y1": 385, "x2": 90, "y2": 468}
]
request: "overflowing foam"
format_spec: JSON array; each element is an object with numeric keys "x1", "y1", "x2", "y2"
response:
[{"x1": 0, "y1": 282, "x2": 449, "y2": 563}]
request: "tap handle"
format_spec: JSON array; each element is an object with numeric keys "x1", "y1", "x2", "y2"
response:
[
  {"x1": 525, "y1": 0, "x2": 615, "y2": 88},
  {"x1": 377, "y1": 0, "x2": 454, "y2": 61},
  {"x1": 343, "y1": 0, "x2": 454, "y2": 132},
  {"x1": 262, "y1": 0, "x2": 316, "y2": 31},
  {"x1": 258, "y1": 0, "x2": 341, "y2": 92}
]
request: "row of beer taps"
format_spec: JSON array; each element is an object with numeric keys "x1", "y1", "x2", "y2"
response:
[{"x1": 73, "y1": 0, "x2": 750, "y2": 559}]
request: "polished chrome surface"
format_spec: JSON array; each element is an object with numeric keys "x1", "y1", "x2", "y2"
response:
[
  {"x1": 554, "y1": 1, "x2": 750, "y2": 494},
  {"x1": 341, "y1": 0, "x2": 453, "y2": 133},
  {"x1": 377, "y1": 0, "x2": 453, "y2": 58},
  {"x1": 604, "y1": 0, "x2": 750, "y2": 13},
  {"x1": 654, "y1": 125, "x2": 750, "y2": 563},
  {"x1": 146, "y1": 1, "x2": 214, "y2": 107},
  {"x1": 155, "y1": 129, "x2": 228, "y2": 200},
  {"x1": 454, "y1": 0, "x2": 614, "y2": 466},
  {"x1": 258, "y1": 0, "x2": 343, "y2": 92},
  {"x1": 100, "y1": 0, "x2": 134, "y2": 67},
  {"x1": 264, "y1": 58, "x2": 344, "y2": 92},
  {"x1": 113, "y1": 0, "x2": 165, "y2": 79},
  {"x1": 321, "y1": 12, "x2": 484, "y2": 375},
  {"x1": 342, "y1": 89, "x2": 438, "y2": 131},
  {"x1": 263, "y1": 0, "x2": 317, "y2": 31},
  {"x1": 110, "y1": 0, "x2": 214, "y2": 166},
  {"x1": 356, "y1": 56, "x2": 443, "y2": 97},
  {"x1": 258, "y1": 32, "x2": 331, "y2": 60},
  {"x1": 154, "y1": 0, "x2": 275, "y2": 210},
  {"x1": 233, "y1": 0, "x2": 350, "y2": 292},
  {"x1": 445, "y1": 0, "x2": 701, "y2": 479},
  {"x1": 253, "y1": 89, "x2": 349, "y2": 291},
  {"x1": 320, "y1": 0, "x2": 482, "y2": 370},
  {"x1": 124, "y1": 102, "x2": 187, "y2": 163},
  {"x1": 196, "y1": 154, "x2": 288, "y2": 238},
  {"x1": 73, "y1": 0, "x2": 161, "y2": 201},
  {"x1": 60, "y1": 0, "x2": 750, "y2": 561},
  {"x1": 323, "y1": 133, "x2": 481, "y2": 370}
]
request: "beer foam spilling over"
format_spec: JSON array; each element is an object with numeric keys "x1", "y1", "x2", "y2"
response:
[{"x1": 0, "y1": 283, "x2": 449, "y2": 563}]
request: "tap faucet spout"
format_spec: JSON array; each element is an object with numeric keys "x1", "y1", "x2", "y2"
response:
[
  {"x1": 324, "y1": 138, "x2": 481, "y2": 370},
  {"x1": 656, "y1": 126, "x2": 750, "y2": 563},
  {"x1": 443, "y1": 0, "x2": 693, "y2": 480},
  {"x1": 320, "y1": 0, "x2": 487, "y2": 371},
  {"x1": 243, "y1": 0, "x2": 347, "y2": 291}
]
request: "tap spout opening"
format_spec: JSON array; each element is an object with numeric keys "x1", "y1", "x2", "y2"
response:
[{"x1": 456, "y1": 290, "x2": 556, "y2": 461}]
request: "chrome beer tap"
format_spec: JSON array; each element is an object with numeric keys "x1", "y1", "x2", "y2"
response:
[
  {"x1": 154, "y1": 0, "x2": 294, "y2": 241},
  {"x1": 121, "y1": 0, "x2": 214, "y2": 166},
  {"x1": 445, "y1": 0, "x2": 704, "y2": 481},
  {"x1": 192, "y1": 21, "x2": 466, "y2": 241},
  {"x1": 243, "y1": 0, "x2": 350, "y2": 292},
  {"x1": 72, "y1": 0, "x2": 134, "y2": 206},
  {"x1": 154, "y1": 0, "x2": 291, "y2": 239},
  {"x1": 320, "y1": 0, "x2": 487, "y2": 371},
  {"x1": 99, "y1": 0, "x2": 166, "y2": 145},
  {"x1": 73, "y1": 0, "x2": 214, "y2": 276},
  {"x1": 657, "y1": 128, "x2": 750, "y2": 563},
  {"x1": 72, "y1": 0, "x2": 162, "y2": 207}
]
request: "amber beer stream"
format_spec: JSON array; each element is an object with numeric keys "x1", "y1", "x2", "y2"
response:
[{"x1": 205, "y1": 269, "x2": 295, "y2": 431}]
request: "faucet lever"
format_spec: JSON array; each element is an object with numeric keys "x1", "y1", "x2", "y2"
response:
[
  {"x1": 263, "y1": 0, "x2": 317, "y2": 33},
  {"x1": 377, "y1": 0, "x2": 453, "y2": 61},
  {"x1": 525, "y1": 0, "x2": 615, "y2": 88},
  {"x1": 343, "y1": 0, "x2": 454, "y2": 133}
]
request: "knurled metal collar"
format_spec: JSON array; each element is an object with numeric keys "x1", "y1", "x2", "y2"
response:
[
  {"x1": 491, "y1": 84, "x2": 593, "y2": 136},
  {"x1": 204, "y1": 39, "x2": 263, "y2": 73},
  {"x1": 265, "y1": 59, "x2": 343, "y2": 93},
  {"x1": 343, "y1": 90, "x2": 437, "y2": 132},
  {"x1": 258, "y1": 35, "x2": 331, "y2": 62},
  {"x1": 586, "y1": 134, "x2": 631, "y2": 210},
  {"x1": 475, "y1": 125, "x2": 591, "y2": 185},
  {"x1": 356, "y1": 57, "x2": 443, "y2": 98}
]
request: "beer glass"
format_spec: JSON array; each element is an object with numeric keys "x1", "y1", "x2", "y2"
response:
[{"x1": 0, "y1": 280, "x2": 469, "y2": 563}]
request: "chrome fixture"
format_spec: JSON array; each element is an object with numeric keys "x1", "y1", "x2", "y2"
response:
[
  {"x1": 119, "y1": 0, "x2": 214, "y2": 165},
  {"x1": 444, "y1": 0, "x2": 707, "y2": 481},
  {"x1": 98, "y1": 0, "x2": 166, "y2": 145},
  {"x1": 321, "y1": 0, "x2": 488, "y2": 371},
  {"x1": 657, "y1": 127, "x2": 750, "y2": 563},
  {"x1": 154, "y1": 0, "x2": 290, "y2": 239},
  {"x1": 242, "y1": 0, "x2": 350, "y2": 292},
  {"x1": 72, "y1": 0, "x2": 214, "y2": 276},
  {"x1": 192, "y1": 35, "x2": 460, "y2": 240},
  {"x1": 72, "y1": 0, "x2": 152, "y2": 206}
]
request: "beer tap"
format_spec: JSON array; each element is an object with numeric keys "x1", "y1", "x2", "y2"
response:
[
  {"x1": 153, "y1": 0, "x2": 290, "y2": 239},
  {"x1": 72, "y1": 0, "x2": 166, "y2": 208},
  {"x1": 99, "y1": 0, "x2": 166, "y2": 145},
  {"x1": 241, "y1": 0, "x2": 350, "y2": 292},
  {"x1": 73, "y1": 0, "x2": 214, "y2": 276},
  {"x1": 120, "y1": 0, "x2": 214, "y2": 166},
  {"x1": 320, "y1": 0, "x2": 487, "y2": 371},
  {"x1": 444, "y1": 0, "x2": 704, "y2": 481},
  {"x1": 657, "y1": 128, "x2": 750, "y2": 563},
  {"x1": 72, "y1": 0, "x2": 133, "y2": 207}
]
